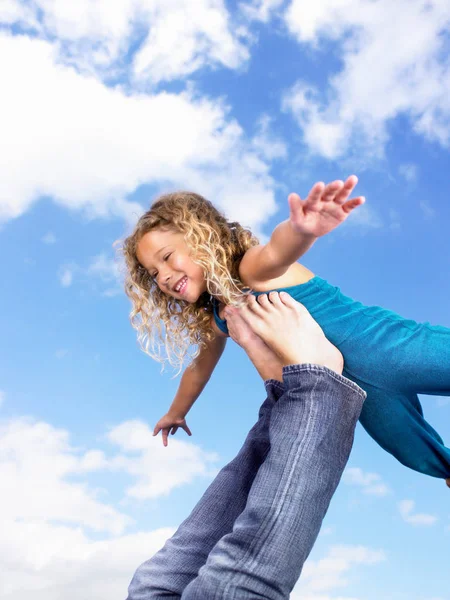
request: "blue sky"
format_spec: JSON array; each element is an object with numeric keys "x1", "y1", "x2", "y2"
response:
[{"x1": 0, "y1": 1, "x2": 449, "y2": 598}]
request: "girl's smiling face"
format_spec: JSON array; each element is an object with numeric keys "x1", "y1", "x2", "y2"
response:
[{"x1": 136, "y1": 228, "x2": 208, "y2": 301}]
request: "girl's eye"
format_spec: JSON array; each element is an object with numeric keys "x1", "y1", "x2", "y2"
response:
[{"x1": 151, "y1": 253, "x2": 172, "y2": 279}]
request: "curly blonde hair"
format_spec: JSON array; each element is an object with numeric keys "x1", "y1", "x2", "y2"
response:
[{"x1": 115, "y1": 191, "x2": 260, "y2": 377}]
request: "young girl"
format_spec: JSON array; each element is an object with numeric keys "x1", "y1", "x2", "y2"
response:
[{"x1": 119, "y1": 175, "x2": 450, "y2": 486}]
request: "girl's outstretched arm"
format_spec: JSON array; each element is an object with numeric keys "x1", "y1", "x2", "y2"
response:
[
  {"x1": 240, "y1": 176, "x2": 364, "y2": 283},
  {"x1": 274, "y1": 175, "x2": 364, "y2": 265},
  {"x1": 155, "y1": 331, "x2": 228, "y2": 446}
]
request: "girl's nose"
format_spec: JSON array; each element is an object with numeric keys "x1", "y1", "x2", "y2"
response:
[{"x1": 162, "y1": 271, "x2": 172, "y2": 288}]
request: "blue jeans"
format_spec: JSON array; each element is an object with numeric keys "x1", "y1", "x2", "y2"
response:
[{"x1": 127, "y1": 364, "x2": 366, "y2": 599}]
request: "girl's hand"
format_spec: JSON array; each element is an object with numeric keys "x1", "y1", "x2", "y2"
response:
[
  {"x1": 288, "y1": 175, "x2": 365, "y2": 238},
  {"x1": 153, "y1": 412, "x2": 192, "y2": 447}
]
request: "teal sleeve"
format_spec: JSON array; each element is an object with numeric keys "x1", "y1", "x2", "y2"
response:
[{"x1": 212, "y1": 297, "x2": 229, "y2": 335}]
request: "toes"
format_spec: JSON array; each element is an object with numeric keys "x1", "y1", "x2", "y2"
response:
[
  {"x1": 245, "y1": 293, "x2": 265, "y2": 315},
  {"x1": 278, "y1": 292, "x2": 312, "y2": 317},
  {"x1": 256, "y1": 293, "x2": 272, "y2": 308},
  {"x1": 268, "y1": 291, "x2": 283, "y2": 305},
  {"x1": 255, "y1": 291, "x2": 284, "y2": 308},
  {"x1": 278, "y1": 291, "x2": 297, "y2": 306}
]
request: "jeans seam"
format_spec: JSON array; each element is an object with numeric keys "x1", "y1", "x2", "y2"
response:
[{"x1": 222, "y1": 392, "x2": 321, "y2": 599}]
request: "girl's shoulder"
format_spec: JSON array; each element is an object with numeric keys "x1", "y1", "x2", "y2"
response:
[{"x1": 239, "y1": 247, "x2": 315, "y2": 292}]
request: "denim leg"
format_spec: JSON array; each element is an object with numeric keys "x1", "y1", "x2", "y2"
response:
[
  {"x1": 126, "y1": 379, "x2": 285, "y2": 600},
  {"x1": 182, "y1": 364, "x2": 367, "y2": 600}
]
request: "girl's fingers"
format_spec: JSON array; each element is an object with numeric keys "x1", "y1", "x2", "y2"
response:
[
  {"x1": 171, "y1": 426, "x2": 178, "y2": 435},
  {"x1": 162, "y1": 428, "x2": 169, "y2": 446},
  {"x1": 335, "y1": 175, "x2": 358, "y2": 205},
  {"x1": 322, "y1": 180, "x2": 344, "y2": 203},
  {"x1": 305, "y1": 182, "x2": 325, "y2": 209},
  {"x1": 342, "y1": 196, "x2": 365, "y2": 213}
]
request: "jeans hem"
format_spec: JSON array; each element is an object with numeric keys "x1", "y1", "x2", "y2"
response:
[
  {"x1": 282, "y1": 363, "x2": 367, "y2": 400},
  {"x1": 263, "y1": 378, "x2": 285, "y2": 392}
]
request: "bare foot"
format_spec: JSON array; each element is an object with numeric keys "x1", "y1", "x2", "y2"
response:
[
  {"x1": 224, "y1": 305, "x2": 268, "y2": 351},
  {"x1": 224, "y1": 305, "x2": 283, "y2": 383},
  {"x1": 237, "y1": 291, "x2": 344, "y2": 375}
]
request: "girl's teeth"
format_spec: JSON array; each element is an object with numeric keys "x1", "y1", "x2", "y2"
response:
[{"x1": 177, "y1": 277, "x2": 187, "y2": 291}]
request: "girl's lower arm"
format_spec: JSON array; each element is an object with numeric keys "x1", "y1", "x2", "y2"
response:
[
  {"x1": 168, "y1": 366, "x2": 210, "y2": 418},
  {"x1": 267, "y1": 219, "x2": 316, "y2": 268}
]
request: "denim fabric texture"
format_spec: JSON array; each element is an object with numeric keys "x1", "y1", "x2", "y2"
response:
[{"x1": 127, "y1": 365, "x2": 366, "y2": 600}]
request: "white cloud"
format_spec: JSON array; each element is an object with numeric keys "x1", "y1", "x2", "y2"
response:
[
  {"x1": 419, "y1": 199, "x2": 436, "y2": 219},
  {"x1": 58, "y1": 264, "x2": 76, "y2": 287},
  {"x1": 107, "y1": 420, "x2": 220, "y2": 500},
  {"x1": 251, "y1": 114, "x2": 288, "y2": 161},
  {"x1": 240, "y1": 0, "x2": 285, "y2": 23},
  {"x1": 291, "y1": 544, "x2": 386, "y2": 599},
  {"x1": 132, "y1": 1, "x2": 249, "y2": 84},
  {"x1": 0, "y1": 415, "x2": 221, "y2": 599},
  {"x1": 339, "y1": 200, "x2": 383, "y2": 231},
  {"x1": 283, "y1": 0, "x2": 450, "y2": 160},
  {"x1": 57, "y1": 254, "x2": 121, "y2": 295},
  {"x1": 0, "y1": 0, "x2": 38, "y2": 27},
  {"x1": 398, "y1": 499, "x2": 438, "y2": 526},
  {"x1": 0, "y1": 519, "x2": 175, "y2": 600},
  {"x1": 42, "y1": 231, "x2": 57, "y2": 244},
  {"x1": 0, "y1": 31, "x2": 278, "y2": 239},
  {"x1": 0, "y1": 418, "x2": 131, "y2": 535},
  {"x1": 87, "y1": 253, "x2": 123, "y2": 296},
  {"x1": 399, "y1": 163, "x2": 419, "y2": 183},
  {"x1": 0, "y1": 390, "x2": 4, "y2": 408},
  {"x1": 343, "y1": 467, "x2": 390, "y2": 496},
  {"x1": 282, "y1": 82, "x2": 348, "y2": 160},
  {"x1": 2, "y1": 0, "x2": 249, "y2": 85}
]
